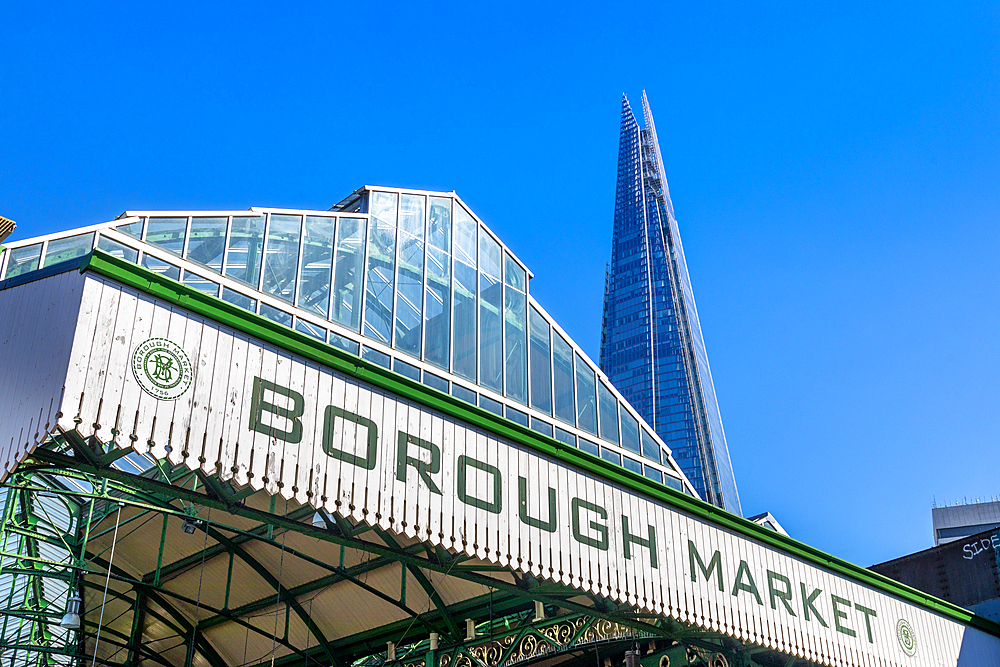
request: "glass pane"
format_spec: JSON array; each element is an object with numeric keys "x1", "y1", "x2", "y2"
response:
[
  {"x1": 424, "y1": 246, "x2": 450, "y2": 370},
  {"x1": 186, "y1": 217, "x2": 227, "y2": 271},
  {"x1": 262, "y1": 214, "x2": 301, "y2": 303},
  {"x1": 504, "y1": 287, "x2": 526, "y2": 404},
  {"x1": 221, "y1": 287, "x2": 256, "y2": 312},
  {"x1": 600, "y1": 448, "x2": 621, "y2": 466},
  {"x1": 399, "y1": 194, "x2": 425, "y2": 238},
  {"x1": 579, "y1": 439, "x2": 599, "y2": 457},
  {"x1": 43, "y1": 233, "x2": 93, "y2": 267},
  {"x1": 624, "y1": 456, "x2": 643, "y2": 475},
  {"x1": 295, "y1": 319, "x2": 325, "y2": 340},
  {"x1": 644, "y1": 468, "x2": 663, "y2": 484},
  {"x1": 394, "y1": 230, "x2": 424, "y2": 357},
  {"x1": 506, "y1": 406, "x2": 528, "y2": 427},
  {"x1": 428, "y1": 197, "x2": 451, "y2": 252},
  {"x1": 664, "y1": 475, "x2": 684, "y2": 492},
  {"x1": 530, "y1": 418, "x2": 553, "y2": 437},
  {"x1": 97, "y1": 236, "x2": 138, "y2": 263},
  {"x1": 393, "y1": 357, "x2": 420, "y2": 381},
  {"x1": 453, "y1": 203, "x2": 477, "y2": 266},
  {"x1": 552, "y1": 331, "x2": 575, "y2": 425},
  {"x1": 504, "y1": 253, "x2": 525, "y2": 291},
  {"x1": 330, "y1": 331, "x2": 361, "y2": 356},
  {"x1": 260, "y1": 303, "x2": 292, "y2": 327},
  {"x1": 479, "y1": 232, "x2": 500, "y2": 279},
  {"x1": 554, "y1": 427, "x2": 576, "y2": 447},
  {"x1": 331, "y1": 218, "x2": 366, "y2": 332},
  {"x1": 528, "y1": 305, "x2": 552, "y2": 414},
  {"x1": 3, "y1": 243, "x2": 41, "y2": 278},
  {"x1": 479, "y1": 394, "x2": 503, "y2": 417},
  {"x1": 141, "y1": 255, "x2": 180, "y2": 281},
  {"x1": 575, "y1": 353, "x2": 597, "y2": 435},
  {"x1": 479, "y1": 272, "x2": 503, "y2": 393},
  {"x1": 329, "y1": 334, "x2": 360, "y2": 356},
  {"x1": 146, "y1": 217, "x2": 187, "y2": 256},
  {"x1": 620, "y1": 410, "x2": 640, "y2": 455},
  {"x1": 370, "y1": 191, "x2": 398, "y2": 228},
  {"x1": 362, "y1": 345, "x2": 390, "y2": 369},
  {"x1": 300, "y1": 216, "x2": 335, "y2": 317},
  {"x1": 117, "y1": 219, "x2": 144, "y2": 239},
  {"x1": 598, "y1": 382, "x2": 619, "y2": 444},
  {"x1": 642, "y1": 430, "x2": 661, "y2": 463},
  {"x1": 225, "y1": 216, "x2": 265, "y2": 287},
  {"x1": 423, "y1": 371, "x2": 449, "y2": 394},
  {"x1": 182, "y1": 271, "x2": 218, "y2": 295},
  {"x1": 452, "y1": 260, "x2": 477, "y2": 381},
  {"x1": 364, "y1": 221, "x2": 396, "y2": 344},
  {"x1": 451, "y1": 383, "x2": 477, "y2": 405}
]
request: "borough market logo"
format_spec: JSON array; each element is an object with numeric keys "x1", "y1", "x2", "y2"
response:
[
  {"x1": 132, "y1": 338, "x2": 193, "y2": 401},
  {"x1": 896, "y1": 618, "x2": 916, "y2": 657}
]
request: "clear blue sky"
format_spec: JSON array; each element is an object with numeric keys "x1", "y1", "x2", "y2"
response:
[{"x1": 3, "y1": 1, "x2": 998, "y2": 567}]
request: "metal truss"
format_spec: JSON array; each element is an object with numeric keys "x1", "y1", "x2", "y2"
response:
[{"x1": 0, "y1": 435, "x2": 819, "y2": 667}]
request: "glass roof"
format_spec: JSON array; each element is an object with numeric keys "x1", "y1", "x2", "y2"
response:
[{"x1": 0, "y1": 186, "x2": 696, "y2": 495}]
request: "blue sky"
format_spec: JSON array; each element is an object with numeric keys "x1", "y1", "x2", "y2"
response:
[{"x1": 2, "y1": 1, "x2": 999, "y2": 567}]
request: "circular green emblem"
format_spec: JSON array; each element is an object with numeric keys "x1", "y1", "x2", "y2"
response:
[
  {"x1": 132, "y1": 338, "x2": 193, "y2": 401},
  {"x1": 896, "y1": 618, "x2": 916, "y2": 657}
]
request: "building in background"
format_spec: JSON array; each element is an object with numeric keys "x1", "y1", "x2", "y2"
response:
[
  {"x1": 871, "y1": 525, "x2": 1000, "y2": 623},
  {"x1": 871, "y1": 499, "x2": 1000, "y2": 623},
  {"x1": 933, "y1": 498, "x2": 1000, "y2": 546},
  {"x1": 747, "y1": 511, "x2": 790, "y2": 536},
  {"x1": 600, "y1": 92, "x2": 741, "y2": 514}
]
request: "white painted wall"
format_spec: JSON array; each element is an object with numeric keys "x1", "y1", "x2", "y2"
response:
[{"x1": 0, "y1": 271, "x2": 85, "y2": 475}]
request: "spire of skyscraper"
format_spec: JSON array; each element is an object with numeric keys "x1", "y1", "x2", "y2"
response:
[{"x1": 600, "y1": 92, "x2": 741, "y2": 514}]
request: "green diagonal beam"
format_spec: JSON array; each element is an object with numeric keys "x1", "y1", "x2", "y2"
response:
[
  {"x1": 375, "y1": 527, "x2": 462, "y2": 641},
  {"x1": 198, "y1": 548, "x2": 420, "y2": 631},
  {"x1": 202, "y1": 525, "x2": 341, "y2": 667},
  {"x1": 141, "y1": 504, "x2": 315, "y2": 583},
  {"x1": 92, "y1": 564, "x2": 320, "y2": 663}
]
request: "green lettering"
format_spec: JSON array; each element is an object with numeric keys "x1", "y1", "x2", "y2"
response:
[
  {"x1": 831, "y1": 595, "x2": 856, "y2": 637},
  {"x1": 855, "y1": 602, "x2": 877, "y2": 643},
  {"x1": 456, "y1": 455, "x2": 502, "y2": 513},
  {"x1": 688, "y1": 541, "x2": 723, "y2": 592},
  {"x1": 766, "y1": 571, "x2": 796, "y2": 616},
  {"x1": 622, "y1": 515, "x2": 657, "y2": 568},
  {"x1": 250, "y1": 377, "x2": 303, "y2": 443},
  {"x1": 800, "y1": 583, "x2": 828, "y2": 627},
  {"x1": 396, "y1": 433, "x2": 442, "y2": 494},
  {"x1": 322, "y1": 406, "x2": 377, "y2": 470},
  {"x1": 518, "y1": 476, "x2": 556, "y2": 532},
  {"x1": 571, "y1": 498, "x2": 609, "y2": 550},
  {"x1": 731, "y1": 560, "x2": 763, "y2": 605}
]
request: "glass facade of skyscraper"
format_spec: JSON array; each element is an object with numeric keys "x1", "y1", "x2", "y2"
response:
[{"x1": 600, "y1": 92, "x2": 742, "y2": 514}]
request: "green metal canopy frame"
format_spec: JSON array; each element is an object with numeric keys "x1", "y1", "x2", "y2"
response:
[{"x1": 4, "y1": 435, "x2": 809, "y2": 667}]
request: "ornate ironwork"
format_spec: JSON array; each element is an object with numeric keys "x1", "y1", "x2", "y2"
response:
[{"x1": 433, "y1": 615, "x2": 655, "y2": 667}]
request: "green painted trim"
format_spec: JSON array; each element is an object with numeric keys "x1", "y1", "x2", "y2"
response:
[{"x1": 77, "y1": 249, "x2": 1000, "y2": 638}]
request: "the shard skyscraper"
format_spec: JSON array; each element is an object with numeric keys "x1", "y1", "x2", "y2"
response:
[{"x1": 600, "y1": 92, "x2": 741, "y2": 514}]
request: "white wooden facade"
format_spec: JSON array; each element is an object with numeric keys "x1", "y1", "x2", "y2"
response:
[{"x1": 1, "y1": 268, "x2": 999, "y2": 667}]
